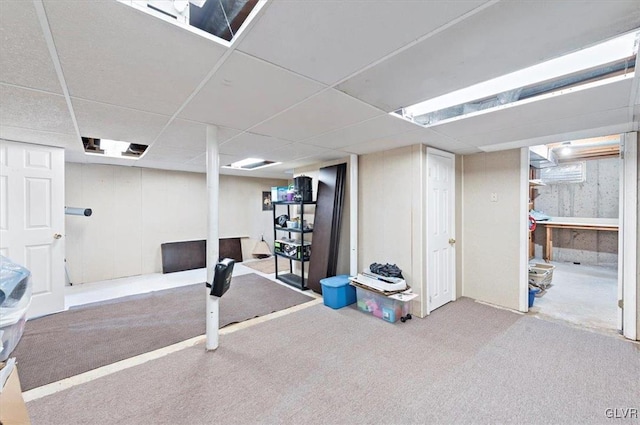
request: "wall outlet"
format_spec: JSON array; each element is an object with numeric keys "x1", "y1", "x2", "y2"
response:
[{"x1": 490, "y1": 192, "x2": 498, "y2": 202}]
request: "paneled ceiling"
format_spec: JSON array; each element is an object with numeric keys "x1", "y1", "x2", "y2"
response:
[{"x1": 1, "y1": 0, "x2": 639, "y2": 178}]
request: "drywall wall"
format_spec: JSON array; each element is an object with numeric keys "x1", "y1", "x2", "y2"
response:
[
  {"x1": 462, "y1": 149, "x2": 523, "y2": 311},
  {"x1": 358, "y1": 145, "x2": 427, "y2": 315},
  {"x1": 532, "y1": 157, "x2": 619, "y2": 265},
  {"x1": 65, "y1": 163, "x2": 286, "y2": 283}
]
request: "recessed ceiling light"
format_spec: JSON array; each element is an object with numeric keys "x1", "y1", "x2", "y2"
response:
[
  {"x1": 395, "y1": 30, "x2": 639, "y2": 125},
  {"x1": 82, "y1": 137, "x2": 147, "y2": 160},
  {"x1": 222, "y1": 157, "x2": 281, "y2": 170}
]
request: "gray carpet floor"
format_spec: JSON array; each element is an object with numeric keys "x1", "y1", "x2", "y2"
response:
[
  {"x1": 26, "y1": 297, "x2": 640, "y2": 424},
  {"x1": 13, "y1": 273, "x2": 313, "y2": 391}
]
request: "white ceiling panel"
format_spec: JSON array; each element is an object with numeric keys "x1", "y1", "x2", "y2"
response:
[
  {"x1": 342, "y1": 127, "x2": 469, "y2": 155},
  {"x1": 142, "y1": 146, "x2": 202, "y2": 162},
  {"x1": 337, "y1": 1, "x2": 640, "y2": 111},
  {"x1": 65, "y1": 150, "x2": 89, "y2": 163},
  {"x1": 473, "y1": 107, "x2": 631, "y2": 150},
  {"x1": 0, "y1": 84, "x2": 75, "y2": 134},
  {"x1": 135, "y1": 157, "x2": 206, "y2": 174},
  {"x1": 267, "y1": 142, "x2": 337, "y2": 163},
  {"x1": 433, "y1": 77, "x2": 633, "y2": 141},
  {"x1": 0, "y1": 125, "x2": 79, "y2": 150},
  {"x1": 72, "y1": 98, "x2": 170, "y2": 146},
  {"x1": 154, "y1": 119, "x2": 240, "y2": 151},
  {"x1": 304, "y1": 114, "x2": 420, "y2": 150},
  {"x1": 480, "y1": 120, "x2": 633, "y2": 152},
  {"x1": 0, "y1": 1, "x2": 61, "y2": 93},
  {"x1": 42, "y1": 0, "x2": 227, "y2": 115},
  {"x1": 153, "y1": 119, "x2": 207, "y2": 150},
  {"x1": 219, "y1": 132, "x2": 292, "y2": 157},
  {"x1": 237, "y1": 0, "x2": 488, "y2": 85},
  {"x1": 252, "y1": 89, "x2": 383, "y2": 141},
  {"x1": 179, "y1": 51, "x2": 325, "y2": 130}
]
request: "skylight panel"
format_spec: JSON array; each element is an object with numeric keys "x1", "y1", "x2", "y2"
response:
[{"x1": 395, "y1": 30, "x2": 639, "y2": 127}]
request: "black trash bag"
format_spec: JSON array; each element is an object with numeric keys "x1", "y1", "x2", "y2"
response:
[
  {"x1": 369, "y1": 263, "x2": 404, "y2": 279},
  {"x1": 275, "y1": 214, "x2": 289, "y2": 227}
]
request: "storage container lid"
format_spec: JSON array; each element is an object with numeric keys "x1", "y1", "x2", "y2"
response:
[
  {"x1": 0, "y1": 256, "x2": 33, "y2": 325},
  {"x1": 320, "y1": 275, "x2": 351, "y2": 288}
]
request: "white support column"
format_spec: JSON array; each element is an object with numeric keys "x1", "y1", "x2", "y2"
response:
[
  {"x1": 350, "y1": 154, "x2": 358, "y2": 276},
  {"x1": 205, "y1": 125, "x2": 220, "y2": 351}
]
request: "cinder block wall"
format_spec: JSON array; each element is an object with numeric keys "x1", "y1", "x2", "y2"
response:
[{"x1": 532, "y1": 157, "x2": 619, "y2": 266}]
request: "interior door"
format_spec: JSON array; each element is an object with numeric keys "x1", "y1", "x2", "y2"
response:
[
  {"x1": 426, "y1": 148, "x2": 455, "y2": 312},
  {"x1": 0, "y1": 140, "x2": 65, "y2": 318}
]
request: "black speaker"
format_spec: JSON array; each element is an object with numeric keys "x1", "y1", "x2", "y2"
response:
[
  {"x1": 294, "y1": 176, "x2": 313, "y2": 202},
  {"x1": 209, "y1": 258, "x2": 235, "y2": 297}
]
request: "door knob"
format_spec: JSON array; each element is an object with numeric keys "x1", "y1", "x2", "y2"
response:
[
  {"x1": 53, "y1": 233, "x2": 62, "y2": 239},
  {"x1": 448, "y1": 238, "x2": 456, "y2": 245}
]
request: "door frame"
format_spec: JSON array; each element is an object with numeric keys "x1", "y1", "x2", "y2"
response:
[
  {"x1": 425, "y1": 147, "x2": 456, "y2": 315},
  {"x1": 520, "y1": 133, "x2": 637, "y2": 340},
  {"x1": 620, "y1": 132, "x2": 637, "y2": 340}
]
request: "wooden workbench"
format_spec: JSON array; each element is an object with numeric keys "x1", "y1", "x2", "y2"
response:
[{"x1": 539, "y1": 217, "x2": 619, "y2": 261}]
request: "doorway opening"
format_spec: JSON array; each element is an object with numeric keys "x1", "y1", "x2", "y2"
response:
[{"x1": 526, "y1": 134, "x2": 620, "y2": 333}]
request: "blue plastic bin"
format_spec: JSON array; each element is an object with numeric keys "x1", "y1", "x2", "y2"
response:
[
  {"x1": 528, "y1": 288, "x2": 540, "y2": 308},
  {"x1": 320, "y1": 275, "x2": 356, "y2": 309}
]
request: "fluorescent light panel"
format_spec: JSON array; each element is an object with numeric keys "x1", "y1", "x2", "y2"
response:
[
  {"x1": 401, "y1": 30, "x2": 639, "y2": 119},
  {"x1": 223, "y1": 157, "x2": 281, "y2": 170}
]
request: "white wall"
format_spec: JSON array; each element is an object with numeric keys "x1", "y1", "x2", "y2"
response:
[
  {"x1": 359, "y1": 145, "x2": 427, "y2": 315},
  {"x1": 65, "y1": 163, "x2": 286, "y2": 284},
  {"x1": 461, "y1": 149, "x2": 523, "y2": 310}
]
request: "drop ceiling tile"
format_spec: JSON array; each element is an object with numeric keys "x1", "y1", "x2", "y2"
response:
[
  {"x1": 179, "y1": 51, "x2": 325, "y2": 130},
  {"x1": 0, "y1": 125, "x2": 79, "y2": 150},
  {"x1": 252, "y1": 89, "x2": 384, "y2": 141},
  {"x1": 479, "y1": 120, "x2": 633, "y2": 152},
  {"x1": 142, "y1": 146, "x2": 202, "y2": 162},
  {"x1": 42, "y1": 0, "x2": 226, "y2": 115},
  {"x1": 303, "y1": 114, "x2": 420, "y2": 150},
  {"x1": 0, "y1": 84, "x2": 75, "y2": 134},
  {"x1": 471, "y1": 107, "x2": 631, "y2": 150},
  {"x1": 267, "y1": 142, "x2": 335, "y2": 163},
  {"x1": 152, "y1": 119, "x2": 241, "y2": 151},
  {"x1": 135, "y1": 157, "x2": 205, "y2": 173},
  {"x1": 0, "y1": 1, "x2": 62, "y2": 93},
  {"x1": 219, "y1": 132, "x2": 291, "y2": 158},
  {"x1": 432, "y1": 77, "x2": 633, "y2": 140},
  {"x1": 337, "y1": 1, "x2": 640, "y2": 111},
  {"x1": 72, "y1": 98, "x2": 170, "y2": 145},
  {"x1": 237, "y1": 0, "x2": 487, "y2": 85}
]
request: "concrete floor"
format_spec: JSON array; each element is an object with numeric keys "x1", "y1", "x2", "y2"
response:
[{"x1": 528, "y1": 260, "x2": 618, "y2": 332}]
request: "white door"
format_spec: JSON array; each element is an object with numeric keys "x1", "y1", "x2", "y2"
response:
[
  {"x1": 426, "y1": 148, "x2": 455, "y2": 312},
  {"x1": 0, "y1": 140, "x2": 65, "y2": 318}
]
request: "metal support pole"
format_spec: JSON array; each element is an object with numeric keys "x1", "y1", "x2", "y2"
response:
[{"x1": 205, "y1": 125, "x2": 220, "y2": 351}]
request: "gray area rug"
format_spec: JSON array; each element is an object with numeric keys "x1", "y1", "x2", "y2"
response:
[
  {"x1": 26, "y1": 298, "x2": 640, "y2": 425},
  {"x1": 13, "y1": 273, "x2": 313, "y2": 391}
]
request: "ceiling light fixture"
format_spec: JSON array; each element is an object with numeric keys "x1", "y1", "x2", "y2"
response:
[
  {"x1": 82, "y1": 137, "x2": 147, "y2": 160},
  {"x1": 222, "y1": 157, "x2": 280, "y2": 171},
  {"x1": 399, "y1": 30, "x2": 639, "y2": 120}
]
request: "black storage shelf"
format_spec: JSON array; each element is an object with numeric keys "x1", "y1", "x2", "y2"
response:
[
  {"x1": 274, "y1": 251, "x2": 310, "y2": 262},
  {"x1": 273, "y1": 199, "x2": 314, "y2": 291},
  {"x1": 275, "y1": 273, "x2": 306, "y2": 290},
  {"x1": 273, "y1": 201, "x2": 316, "y2": 205},
  {"x1": 274, "y1": 226, "x2": 313, "y2": 234}
]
